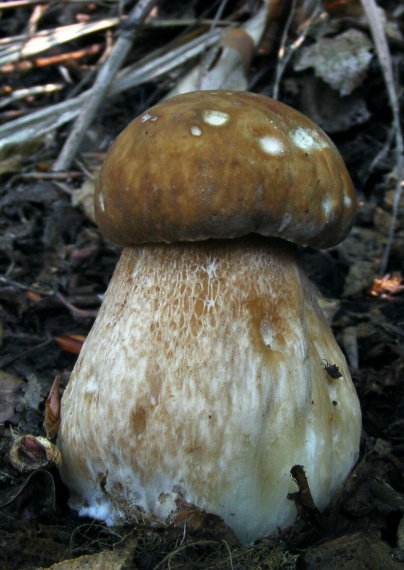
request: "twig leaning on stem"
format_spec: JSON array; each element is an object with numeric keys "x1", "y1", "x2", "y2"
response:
[
  {"x1": 52, "y1": 0, "x2": 158, "y2": 172},
  {"x1": 360, "y1": 0, "x2": 404, "y2": 275}
]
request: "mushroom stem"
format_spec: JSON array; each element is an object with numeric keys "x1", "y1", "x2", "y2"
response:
[{"x1": 59, "y1": 236, "x2": 361, "y2": 545}]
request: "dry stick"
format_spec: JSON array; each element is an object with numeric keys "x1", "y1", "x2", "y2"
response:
[
  {"x1": 1, "y1": 44, "x2": 102, "y2": 74},
  {"x1": 0, "y1": 19, "x2": 118, "y2": 66},
  {"x1": 272, "y1": 0, "x2": 322, "y2": 100},
  {"x1": 0, "y1": 84, "x2": 63, "y2": 109},
  {"x1": 0, "y1": 30, "x2": 220, "y2": 154},
  {"x1": 0, "y1": 0, "x2": 50, "y2": 8},
  {"x1": 196, "y1": 0, "x2": 231, "y2": 88},
  {"x1": 53, "y1": 0, "x2": 158, "y2": 172},
  {"x1": 272, "y1": 0, "x2": 298, "y2": 100},
  {"x1": 360, "y1": 0, "x2": 404, "y2": 275}
]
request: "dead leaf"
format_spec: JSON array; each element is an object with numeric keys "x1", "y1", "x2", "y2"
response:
[
  {"x1": 42, "y1": 535, "x2": 138, "y2": 570},
  {"x1": 44, "y1": 375, "x2": 61, "y2": 441},
  {"x1": 54, "y1": 334, "x2": 86, "y2": 355},
  {"x1": 343, "y1": 260, "x2": 378, "y2": 297},
  {"x1": 71, "y1": 172, "x2": 98, "y2": 223},
  {"x1": 0, "y1": 469, "x2": 56, "y2": 514},
  {"x1": 0, "y1": 370, "x2": 25, "y2": 423},
  {"x1": 304, "y1": 532, "x2": 403, "y2": 569},
  {"x1": 294, "y1": 28, "x2": 373, "y2": 95},
  {"x1": 0, "y1": 155, "x2": 21, "y2": 176},
  {"x1": 369, "y1": 273, "x2": 404, "y2": 300},
  {"x1": 169, "y1": 498, "x2": 239, "y2": 545},
  {"x1": 299, "y1": 76, "x2": 371, "y2": 132}
]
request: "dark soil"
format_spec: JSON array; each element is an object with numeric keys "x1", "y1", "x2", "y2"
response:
[{"x1": 0, "y1": 1, "x2": 404, "y2": 569}]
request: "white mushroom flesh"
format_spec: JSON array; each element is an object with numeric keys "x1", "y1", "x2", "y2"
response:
[{"x1": 58, "y1": 238, "x2": 361, "y2": 545}]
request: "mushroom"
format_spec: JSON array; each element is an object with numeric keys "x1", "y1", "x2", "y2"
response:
[{"x1": 58, "y1": 90, "x2": 361, "y2": 545}]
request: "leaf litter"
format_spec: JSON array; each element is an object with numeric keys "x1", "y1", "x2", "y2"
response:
[{"x1": 0, "y1": 0, "x2": 404, "y2": 568}]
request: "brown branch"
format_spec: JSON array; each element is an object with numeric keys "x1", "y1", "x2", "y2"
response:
[{"x1": 0, "y1": 44, "x2": 102, "y2": 74}]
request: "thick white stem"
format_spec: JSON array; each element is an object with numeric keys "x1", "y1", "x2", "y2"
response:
[{"x1": 59, "y1": 238, "x2": 361, "y2": 545}]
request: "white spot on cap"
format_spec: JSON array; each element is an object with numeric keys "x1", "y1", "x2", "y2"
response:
[
  {"x1": 343, "y1": 194, "x2": 352, "y2": 207},
  {"x1": 150, "y1": 115, "x2": 158, "y2": 121},
  {"x1": 203, "y1": 110, "x2": 229, "y2": 126},
  {"x1": 141, "y1": 112, "x2": 152, "y2": 122},
  {"x1": 291, "y1": 127, "x2": 330, "y2": 151},
  {"x1": 98, "y1": 192, "x2": 105, "y2": 213},
  {"x1": 322, "y1": 196, "x2": 333, "y2": 217},
  {"x1": 259, "y1": 136, "x2": 284, "y2": 155},
  {"x1": 191, "y1": 126, "x2": 202, "y2": 136}
]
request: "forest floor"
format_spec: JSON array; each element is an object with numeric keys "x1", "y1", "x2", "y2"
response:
[{"x1": 0, "y1": 1, "x2": 404, "y2": 569}]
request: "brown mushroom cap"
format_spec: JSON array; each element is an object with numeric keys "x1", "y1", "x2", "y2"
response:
[{"x1": 95, "y1": 90, "x2": 356, "y2": 249}]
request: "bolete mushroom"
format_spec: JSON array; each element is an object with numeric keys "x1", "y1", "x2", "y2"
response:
[{"x1": 58, "y1": 90, "x2": 361, "y2": 545}]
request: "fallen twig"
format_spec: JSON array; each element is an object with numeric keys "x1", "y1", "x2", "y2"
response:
[
  {"x1": 0, "y1": 28, "x2": 221, "y2": 155},
  {"x1": 0, "y1": 44, "x2": 102, "y2": 74},
  {"x1": 360, "y1": 0, "x2": 404, "y2": 274},
  {"x1": 0, "y1": 84, "x2": 63, "y2": 109},
  {"x1": 53, "y1": 0, "x2": 158, "y2": 172},
  {"x1": 272, "y1": 0, "x2": 324, "y2": 99},
  {"x1": 0, "y1": 18, "x2": 118, "y2": 67}
]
